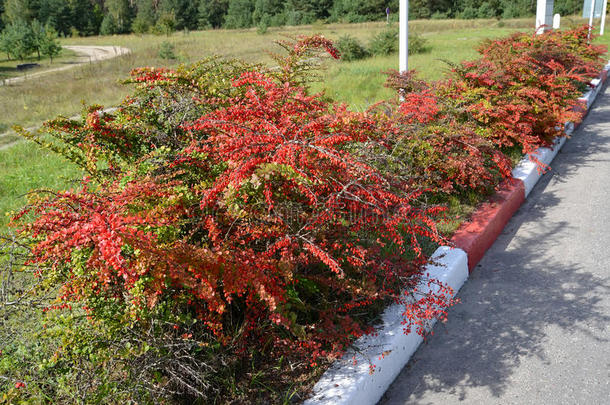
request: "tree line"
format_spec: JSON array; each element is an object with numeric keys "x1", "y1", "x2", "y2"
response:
[
  {"x1": 0, "y1": 1, "x2": 585, "y2": 38},
  {"x1": 409, "y1": 1, "x2": 581, "y2": 20},
  {"x1": 0, "y1": 19, "x2": 61, "y2": 61}
]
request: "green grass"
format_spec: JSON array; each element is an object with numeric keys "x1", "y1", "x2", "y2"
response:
[
  {"x1": 312, "y1": 27, "x2": 526, "y2": 109},
  {"x1": 0, "y1": 141, "x2": 80, "y2": 229},
  {"x1": 0, "y1": 18, "x2": 534, "y2": 131}
]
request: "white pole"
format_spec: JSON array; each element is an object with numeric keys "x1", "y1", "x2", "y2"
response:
[
  {"x1": 536, "y1": 0, "x2": 556, "y2": 34},
  {"x1": 399, "y1": 0, "x2": 408, "y2": 73},
  {"x1": 553, "y1": 13, "x2": 561, "y2": 29},
  {"x1": 536, "y1": 0, "x2": 547, "y2": 34},
  {"x1": 589, "y1": 0, "x2": 597, "y2": 39},
  {"x1": 601, "y1": 0, "x2": 608, "y2": 35}
]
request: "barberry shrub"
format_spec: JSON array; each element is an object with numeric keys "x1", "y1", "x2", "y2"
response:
[
  {"x1": 449, "y1": 26, "x2": 606, "y2": 157},
  {"x1": 381, "y1": 70, "x2": 512, "y2": 195},
  {"x1": 4, "y1": 27, "x2": 604, "y2": 403},
  {"x1": 7, "y1": 36, "x2": 455, "y2": 403}
]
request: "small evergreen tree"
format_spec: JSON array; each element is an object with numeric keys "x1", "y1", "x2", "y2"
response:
[
  {"x1": 158, "y1": 40, "x2": 176, "y2": 59},
  {"x1": 39, "y1": 24, "x2": 61, "y2": 62}
]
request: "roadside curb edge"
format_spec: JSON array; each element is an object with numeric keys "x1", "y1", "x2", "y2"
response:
[{"x1": 304, "y1": 247, "x2": 468, "y2": 405}]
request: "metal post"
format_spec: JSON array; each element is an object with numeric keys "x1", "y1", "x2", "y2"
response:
[
  {"x1": 536, "y1": 0, "x2": 554, "y2": 34},
  {"x1": 589, "y1": 0, "x2": 597, "y2": 39},
  {"x1": 399, "y1": 0, "x2": 408, "y2": 73},
  {"x1": 601, "y1": 0, "x2": 608, "y2": 35},
  {"x1": 553, "y1": 13, "x2": 561, "y2": 29}
]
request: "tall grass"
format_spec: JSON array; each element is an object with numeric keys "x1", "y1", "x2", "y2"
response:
[{"x1": 0, "y1": 18, "x2": 535, "y2": 131}]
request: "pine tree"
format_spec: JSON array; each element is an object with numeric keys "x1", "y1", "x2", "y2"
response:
[
  {"x1": 198, "y1": 0, "x2": 229, "y2": 29},
  {"x1": 39, "y1": 23, "x2": 62, "y2": 62},
  {"x1": 224, "y1": 0, "x2": 254, "y2": 29}
]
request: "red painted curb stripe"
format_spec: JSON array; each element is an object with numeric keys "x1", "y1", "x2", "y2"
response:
[
  {"x1": 450, "y1": 71, "x2": 606, "y2": 272},
  {"x1": 450, "y1": 179, "x2": 526, "y2": 271}
]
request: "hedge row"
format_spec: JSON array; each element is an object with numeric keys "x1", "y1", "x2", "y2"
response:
[{"x1": 1, "y1": 26, "x2": 605, "y2": 403}]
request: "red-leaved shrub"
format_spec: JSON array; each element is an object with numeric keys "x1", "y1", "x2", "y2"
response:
[
  {"x1": 381, "y1": 70, "x2": 513, "y2": 194},
  {"x1": 449, "y1": 27, "x2": 606, "y2": 156},
  {"x1": 7, "y1": 27, "x2": 605, "y2": 403},
  {"x1": 12, "y1": 36, "x2": 455, "y2": 402}
]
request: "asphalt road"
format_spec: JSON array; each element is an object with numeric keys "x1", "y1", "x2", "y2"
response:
[{"x1": 379, "y1": 86, "x2": 610, "y2": 404}]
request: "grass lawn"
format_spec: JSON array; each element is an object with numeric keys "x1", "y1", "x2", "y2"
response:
[
  {"x1": 0, "y1": 141, "x2": 80, "y2": 229},
  {"x1": 0, "y1": 16, "x2": 608, "y2": 233}
]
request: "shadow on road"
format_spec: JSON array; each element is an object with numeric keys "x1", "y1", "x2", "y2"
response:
[{"x1": 379, "y1": 88, "x2": 610, "y2": 404}]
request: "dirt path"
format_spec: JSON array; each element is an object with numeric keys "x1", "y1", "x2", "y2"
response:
[
  {"x1": 0, "y1": 46, "x2": 128, "y2": 150},
  {"x1": 0, "y1": 45, "x2": 130, "y2": 87}
]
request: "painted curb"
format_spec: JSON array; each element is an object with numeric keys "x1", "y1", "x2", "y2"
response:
[
  {"x1": 304, "y1": 246, "x2": 468, "y2": 405},
  {"x1": 453, "y1": 69, "x2": 609, "y2": 270},
  {"x1": 450, "y1": 179, "x2": 525, "y2": 272},
  {"x1": 305, "y1": 66, "x2": 609, "y2": 405},
  {"x1": 511, "y1": 134, "x2": 567, "y2": 198}
]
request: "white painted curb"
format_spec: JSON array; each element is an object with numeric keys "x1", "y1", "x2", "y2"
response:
[
  {"x1": 511, "y1": 135, "x2": 566, "y2": 197},
  {"x1": 304, "y1": 246, "x2": 468, "y2": 405}
]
